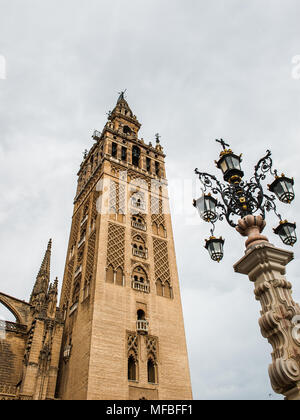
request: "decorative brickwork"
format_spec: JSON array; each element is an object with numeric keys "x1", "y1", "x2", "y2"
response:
[
  {"x1": 106, "y1": 223, "x2": 125, "y2": 270},
  {"x1": 153, "y1": 238, "x2": 171, "y2": 284}
]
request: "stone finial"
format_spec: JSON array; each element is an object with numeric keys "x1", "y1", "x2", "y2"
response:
[{"x1": 236, "y1": 214, "x2": 269, "y2": 250}]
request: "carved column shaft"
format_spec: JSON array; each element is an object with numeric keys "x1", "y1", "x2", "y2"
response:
[{"x1": 234, "y1": 215, "x2": 300, "y2": 400}]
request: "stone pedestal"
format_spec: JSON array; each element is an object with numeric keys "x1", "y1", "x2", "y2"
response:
[{"x1": 234, "y1": 215, "x2": 300, "y2": 400}]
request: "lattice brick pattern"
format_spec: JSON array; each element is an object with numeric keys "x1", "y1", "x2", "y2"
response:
[
  {"x1": 92, "y1": 190, "x2": 100, "y2": 219},
  {"x1": 62, "y1": 258, "x2": 74, "y2": 308},
  {"x1": 151, "y1": 196, "x2": 165, "y2": 227},
  {"x1": 153, "y1": 238, "x2": 171, "y2": 283},
  {"x1": 85, "y1": 231, "x2": 96, "y2": 284},
  {"x1": 109, "y1": 180, "x2": 117, "y2": 213},
  {"x1": 106, "y1": 223, "x2": 125, "y2": 270},
  {"x1": 127, "y1": 333, "x2": 138, "y2": 358},
  {"x1": 146, "y1": 336, "x2": 158, "y2": 361}
]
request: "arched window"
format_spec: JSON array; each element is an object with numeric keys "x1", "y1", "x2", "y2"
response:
[
  {"x1": 164, "y1": 281, "x2": 172, "y2": 299},
  {"x1": 132, "y1": 266, "x2": 149, "y2": 293},
  {"x1": 147, "y1": 359, "x2": 156, "y2": 383},
  {"x1": 132, "y1": 215, "x2": 146, "y2": 231},
  {"x1": 128, "y1": 355, "x2": 137, "y2": 381},
  {"x1": 116, "y1": 267, "x2": 123, "y2": 286},
  {"x1": 137, "y1": 309, "x2": 145, "y2": 320},
  {"x1": 106, "y1": 265, "x2": 114, "y2": 283},
  {"x1": 152, "y1": 222, "x2": 158, "y2": 235},
  {"x1": 158, "y1": 224, "x2": 166, "y2": 238},
  {"x1": 132, "y1": 146, "x2": 140, "y2": 167},
  {"x1": 132, "y1": 235, "x2": 147, "y2": 258},
  {"x1": 156, "y1": 279, "x2": 163, "y2": 296},
  {"x1": 123, "y1": 125, "x2": 131, "y2": 135}
]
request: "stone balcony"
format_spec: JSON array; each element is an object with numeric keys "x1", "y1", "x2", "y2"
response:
[
  {"x1": 132, "y1": 280, "x2": 150, "y2": 293},
  {"x1": 136, "y1": 320, "x2": 149, "y2": 334}
]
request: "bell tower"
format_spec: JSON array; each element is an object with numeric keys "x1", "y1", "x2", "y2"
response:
[{"x1": 56, "y1": 93, "x2": 192, "y2": 400}]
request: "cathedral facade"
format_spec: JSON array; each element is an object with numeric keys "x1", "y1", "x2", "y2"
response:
[{"x1": 0, "y1": 94, "x2": 192, "y2": 400}]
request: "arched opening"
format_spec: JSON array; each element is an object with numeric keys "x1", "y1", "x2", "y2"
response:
[
  {"x1": 158, "y1": 224, "x2": 166, "y2": 237},
  {"x1": 137, "y1": 309, "x2": 145, "y2": 320},
  {"x1": 132, "y1": 146, "x2": 140, "y2": 167},
  {"x1": 123, "y1": 125, "x2": 132, "y2": 135},
  {"x1": 147, "y1": 359, "x2": 156, "y2": 384},
  {"x1": 116, "y1": 267, "x2": 123, "y2": 286},
  {"x1": 106, "y1": 265, "x2": 114, "y2": 283},
  {"x1": 132, "y1": 266, "x2": 149, "y2": 293},
  {"x1": 128, "y1": 355, "x2": 137, "y2": 381},
  {"x1": 152, "y1": 222, "x2": 158, "y2": 235},
  {"x1": 164, "y1": 281, "x2": 172, "y2": 298},
  {"x1": 0, "y1": 302, "x2": 17, "y2": 323},
  {"x1": 132, "y1": 235, "x2": 147, "y2": 258},
  {"x1": 156, "y1": 279, "x2": 163, "y2": 297}
]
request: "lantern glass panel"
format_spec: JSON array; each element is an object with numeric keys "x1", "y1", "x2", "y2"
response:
[
  {"x1": 276, "y1": 222, "x2": 297, "y2": 246},
  {"x1": 195, "y1": 195, "x2": 217, "y2": 222},
  {"x1": 270, "y1": 177, "x2": 295, "y2": 203},
  {"x1": 220, "y1": 159, "x2": 228, "y2": 174},
  {"x1": 206, "y1": 238, "x2": 224, "y2": 262}
]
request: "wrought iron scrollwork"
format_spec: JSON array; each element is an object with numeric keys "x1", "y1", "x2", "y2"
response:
[{"x1": 195, "y1": 149, "x2": 282, "y2": 228}]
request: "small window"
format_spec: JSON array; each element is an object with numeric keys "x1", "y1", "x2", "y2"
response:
[
  {"x1": 128, "y1": 355, "x2": 137, "y2": 381},
  {"x1": 121, "y1": 146, "x2": 127, "y2": 161},
  {"x1": 155, "y1": 161, "x2": 160, "y2": 176},
  {"x1": 137, "y1": 309, "x2": 145, "y2": 320},
  {"x1": 148, "y1": 359, "x2": 156, "y2": 383},
  {"x1": 132, "y1": 146, "x2": 140, "y2": 167},
  {"x1": 123, "y1": 125, "x2": 131, "y2": 135},
  {"x1": 112, "y1": 142, "x2": 118, "y2": 158},
  {"x1": 146, "y1": 157, "x2": 151, "y2": 172}
]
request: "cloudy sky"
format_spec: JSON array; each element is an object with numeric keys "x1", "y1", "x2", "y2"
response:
[{"x1": 1, "y1": 0, "x2": 300, "y2": 400}]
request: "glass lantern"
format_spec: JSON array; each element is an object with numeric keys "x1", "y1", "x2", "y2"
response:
[
  {"x1": 268, "y1": 175, "x2": 295, "y2": 204},
  {"x1": 216, "y1": 149, "x2": 244, "y2": 183},
  {"x1": 273, "y1": 220, "x2": 297, "y2": 246},
  {"x1": 204, "y1": 236, "x2": 225, "y2": 262},
  {"x1": 193, "y1": 194, "x2": 218, "y2": 223}
]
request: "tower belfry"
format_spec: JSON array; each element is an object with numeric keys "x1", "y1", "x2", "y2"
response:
[{"x1": 56, "y1": 94, "x2": 192, "y2": 400}]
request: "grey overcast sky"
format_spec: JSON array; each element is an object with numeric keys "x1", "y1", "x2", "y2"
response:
[{"x1": 1, "y1": 0, "x2": 300, "y2": 400}]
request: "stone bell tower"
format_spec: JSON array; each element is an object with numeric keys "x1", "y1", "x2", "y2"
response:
[{"x1": 56, "y1": 93, "x2": 192, "y2": 400}]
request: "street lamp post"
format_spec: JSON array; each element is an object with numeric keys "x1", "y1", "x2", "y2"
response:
[{"x1": 193, "y1": 140, "x2": 300, "y2": 400}]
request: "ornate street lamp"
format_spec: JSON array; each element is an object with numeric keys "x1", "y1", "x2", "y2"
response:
[
  {"x1": 193, "y1": 194, "x2": 218, "y2": 223},
  {"x1": 204, "y1": 236, "x2": 225, "y2": 262},
  {"x1": 194, "y1": 139, "x2": 296, "y2": 260},
  {"x1": 193, "y1": 139, "x2": 300, "y2": 401},
  {"x1": 273, "y1": 220, "x2": 297, "y2": 246},
  {"x1": 268, "y1": 174, "x2": 295, "y2": 204}
]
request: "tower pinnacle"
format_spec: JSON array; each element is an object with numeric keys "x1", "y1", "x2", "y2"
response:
[{"x1": 30, "y1": 238, "x2": 52, "y2": 304}]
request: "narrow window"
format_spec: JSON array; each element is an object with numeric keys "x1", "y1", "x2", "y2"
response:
[
  {"x1": 116, "y1": 267, "x2": 123, "y2": 286},
  {"x1": 106, "y1": 265, "x2": 114, "y2": 283},
  {"x1": 121, "y1": 146, "x2": 127, "y2": 161},
  {"x1": 128, "y1": 355, "x2": 137, "y2": 381},
  {"x1": 146, "y1": 157, "x2": 151, "y2": 172},
  {"x1": 148, "y1": 359, "x2": 156, "y2": 383},
  {"x1": 132, "y1": 146, "x2": 140, "y2": 167},
  {"x1": 123, "y1": 125, "x2": 131, "y2": 135},
  {"x1": 137, "y1": 309, "x2": 145, "y2": 320},
  {"x1": 112, "y1": 142, "x2": 118, "y2": 158},
  {"x1": 155, "y1": 161, "x2": 160, "y2": 176}
]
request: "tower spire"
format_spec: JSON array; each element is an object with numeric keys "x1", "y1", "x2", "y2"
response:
[{"x1": 30, "y1": 239, "x2": 52, "y2": 304}]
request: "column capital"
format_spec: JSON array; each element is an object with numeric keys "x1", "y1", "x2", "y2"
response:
[{"x1": 234, "y1": 242, "x2": 294, "y2": 283}]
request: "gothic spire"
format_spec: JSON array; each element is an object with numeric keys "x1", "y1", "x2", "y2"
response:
[{"x1": 30, "y1": 239, "x2": 52, "y2": 304}]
